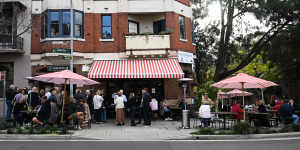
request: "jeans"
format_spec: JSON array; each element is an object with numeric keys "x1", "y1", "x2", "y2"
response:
[
  {"x1": 292, "y1": 114, "x2": 299, "y2": 124},
  {"x1": 130, "y1": 106, "x2": 136, "y2": 125},
  {"x1": 95, "y1": 109, "x2": 102, "y2": 122},
  {"x1": 200, "y1": 118, "x2": 211, "y2": 127},
  {"x1": 100, "y1": 108, "x2": 106, "y2": 122},
  {"x1": 5, "y1": 100, "x2": 13, "y2": 121}
]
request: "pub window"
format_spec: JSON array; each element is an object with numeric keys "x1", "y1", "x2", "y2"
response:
[
  {"x1": 101, "y1": 15, "x2": 112, "y2": 39},
  {"x1": 179, "y1": 15, "x2": 186, "y2": 40},
  {"x1": 153, "y1": 19, "x2": 166, "y2": 34},
  {"x1": 49, "y1": 11, "x2": 60, "y2": 37},
  {"x1": 128, "y1": 20, "x2": 139, "y2": 34},
  {"x1": 62, "y1": 12, "x2": 70, "y2": 36},
  {"x1": 74, "y1": 11, "x2": 83, "y2": 37},
  {"x1": 41, "y1": 10, "x2": 84, "y2": 39}
]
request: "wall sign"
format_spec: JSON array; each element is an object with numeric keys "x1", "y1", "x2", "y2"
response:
[
  {"x1": 178, "y1": 51, "x2": 194, "y2": 64},
  {"x1": 52, "y1": 48, "x2": 71, "y2": 54}
]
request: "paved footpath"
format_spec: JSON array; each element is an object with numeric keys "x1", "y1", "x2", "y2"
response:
[{"x1": 73, "y1": 120, "x2": 198, "y2": 140}]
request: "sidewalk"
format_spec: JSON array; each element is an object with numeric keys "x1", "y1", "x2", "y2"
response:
[{"x1": 73, "y1": 120, "x2": 198, "y2": 140}]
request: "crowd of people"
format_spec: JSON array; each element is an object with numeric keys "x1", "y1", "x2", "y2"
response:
[
  {"x1": 5, "y1": 84, "x2": 170, "y2": 129},
  {"x1": 197, "y1": 93, "x2": 300, "y2": 128}
]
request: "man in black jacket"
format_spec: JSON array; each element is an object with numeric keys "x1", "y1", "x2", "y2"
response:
[
  {"x1": 32, "y1": 96, "x2": 51, "y2": 126},
  {"x1": 142, "y1": 88, "x2": 151, "y2": 126},
  {"x1": 5, "y1": 84, "x2": 16, "y2": 121}
]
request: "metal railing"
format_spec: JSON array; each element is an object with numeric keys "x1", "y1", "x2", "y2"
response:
[{"x1": 0, "y1": 34, "x2": 23, "y2": 50}]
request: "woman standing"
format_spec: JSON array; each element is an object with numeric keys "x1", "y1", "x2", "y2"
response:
[
  {"x1": 114, "y1": 91, "x2": 125, "y2": 126},
  {"x1": 127, "y1": 92, "x2": 137, "y2": 126},
  {"x1": 93, "y1": 90, "x2": 104, "y2": 124}
]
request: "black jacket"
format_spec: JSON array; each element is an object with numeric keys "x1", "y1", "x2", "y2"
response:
[
  {"x1": 142, "y1": 92, "x2": 151, "y2": 110},
  {"x1": 28, "y1": 92, "x2": 40, "y2": 108},
  {"x1": 127, "y1": 96, "x2": 137, "y2": 108},
  {"x1": 6, "y1": 88, "x2": 15, "y2": 101},
  {"x1": 37, "y1": 100, "x2": 51, "y2": 121}
]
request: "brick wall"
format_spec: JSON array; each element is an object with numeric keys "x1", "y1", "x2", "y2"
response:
[
  {"x1": 175, "y1": 0, "x2": 190, "y2": 6},
  {"x1": 31, "y1": 12, "x2": 194, "y2": 54},
  {"x1": 166, "y1": 12, "x2": 195, "y2": 54},
  {"x1": 31, "y1": 14, "x2": 41, "y2": 54}
]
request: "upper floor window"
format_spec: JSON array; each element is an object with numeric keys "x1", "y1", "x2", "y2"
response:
[
  {"x1": 41, "y1": 10, "x2": 84, "y2": 39},
  {"x1": 101, "y1": 15, "x2": 112, "y2": 39},
  {"x1": 179, "y1": 15, "x2": 186, "y2": 40},
  {"x1": 153, "y1": 19, "x2": 166, "y2": 34}
]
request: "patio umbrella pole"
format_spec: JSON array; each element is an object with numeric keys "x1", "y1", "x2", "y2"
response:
[
  {"x1": 61, "y1": 79, "x2": 67, "y2": 123},
  {"x1": 242, "y1": 82, "x2": 246, "y2": 121}
]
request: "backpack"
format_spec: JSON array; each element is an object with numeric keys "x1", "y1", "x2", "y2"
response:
[{"x1": 150, "y1": 98, "x2": 158, "y2": 111}]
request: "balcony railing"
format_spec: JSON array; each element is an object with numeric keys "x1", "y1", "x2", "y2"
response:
[{"x1": 0, "y1": 34, "x2": 23, "y2": 50}]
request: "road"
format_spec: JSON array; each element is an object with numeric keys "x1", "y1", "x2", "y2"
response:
[{"x1": 0, "y1": 138, "x2": 299, "y2": 150}]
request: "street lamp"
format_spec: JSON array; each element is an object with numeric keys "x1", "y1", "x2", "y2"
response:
[
  {"x1": 178, "y1": 78, "x2": 192, "y2": 129},
  {"x1": 69, "y1": 0, "x2": 74, "y2": 99}
]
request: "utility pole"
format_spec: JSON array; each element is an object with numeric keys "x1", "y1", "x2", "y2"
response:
[{"x1": 70, "y1": 0, "x2": 74, "y2": 99}]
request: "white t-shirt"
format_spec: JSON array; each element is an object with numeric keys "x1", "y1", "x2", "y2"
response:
[
  {"x1": 199, "y1": 104, "x2": 211, "y2": 118},
  {"x1": 45, "y1": 92, "x2": 51, "y2": 99},
  {"x1": 93, "y1": 95, "x2": 103, "y2": 110}
]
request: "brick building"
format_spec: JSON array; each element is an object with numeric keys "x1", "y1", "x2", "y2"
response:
[{"x1": 30, "y1": 0, "x2": 195, "y2": 104}]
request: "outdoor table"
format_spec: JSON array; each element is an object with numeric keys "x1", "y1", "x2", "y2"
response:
[
  {"x1": 246, "y1": 111, "x2": 269, "y2": 127},
  {"x1": 211, "y1": 112, "x2": 237, "y2": 130}
]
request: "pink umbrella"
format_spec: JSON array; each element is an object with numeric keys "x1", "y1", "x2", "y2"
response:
[
  {"x1": 211, "y1": 73, "x2": 279, "y2": 120},
  {"x1": 226, "y1": 89, "x2": 253, "y2": 97},
  {"x1": 32, "y1": 70, "x2": 99, "y2": 122},
  {"x1": 211, "y1": 73, "x2": 278, "y2": 89},
  {"x1": 32, "y1": 70, "x2": 99, "y2": 85}
]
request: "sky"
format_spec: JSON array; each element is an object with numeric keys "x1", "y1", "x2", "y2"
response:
[{"x1": 198, "y1": 1, "x2": 266, "y2": 34}]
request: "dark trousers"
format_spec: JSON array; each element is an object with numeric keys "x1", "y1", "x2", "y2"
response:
[
  {"x1": 6, "y1": 100, "x2": 13, "y2": 121},
  {"x1": 137, "y1": 107, "x2": 143, "y2": 123},
  {"x1": 95, "y1": 109, "x2": 102, "y2": 122},
  {"x1": 130, "y1": 106, "x2": 136, "y2": 125},
  {"x1": 14, "y1": 112, "x2": 25, "y2": 125},
  {"x1": 143, "y1": 107, "x2": 151, "y2": 125}
]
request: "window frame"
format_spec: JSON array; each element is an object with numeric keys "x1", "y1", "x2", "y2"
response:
[
  {"x1": 41, "y1": 9, "x2": 84, "y2": 39},
  {"x1": 179, "y1": 15, "x2": 186, "y2": 40},
  {"x1": 101, "y1": 14, "x2": 112, "y2": 39},
  {"x1": 128, "y1": 20, "x2": 140, "y2": 34}
]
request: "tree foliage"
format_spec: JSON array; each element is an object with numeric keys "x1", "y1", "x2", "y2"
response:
[{"x1": 193, "y1": 0, "x2": 300, "y2": 82}]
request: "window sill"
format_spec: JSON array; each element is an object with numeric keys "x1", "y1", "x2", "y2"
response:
[
  {"x1": 180, "y1": 39, "x2": 188, "y2": 42},
  {"x1": 99, "y1": 38, "x2": 114, "y2": 42},
  {"x1": 40, "y1": 38, "x2": 85, "y2": 42}
]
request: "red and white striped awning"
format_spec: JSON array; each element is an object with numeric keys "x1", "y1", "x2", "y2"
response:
[{"x1": 88, "y1": 58, "x2": 184, "y2": 79}]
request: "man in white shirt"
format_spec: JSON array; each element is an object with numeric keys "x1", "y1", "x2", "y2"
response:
[
  {"x1": 45, "y1": 87, "x2": 51, "y2": 99},
  {"x1": 120, "y1": 89, "x2": 127, "y2": 103}
]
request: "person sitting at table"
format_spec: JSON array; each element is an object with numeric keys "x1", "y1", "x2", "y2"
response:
[
  {"x1": 279, "y1": 99, "x2": 299, "y2": 124},
  {"x1": 255, "y1": 100, "x2": 270, "y2": 127},
  {"x1": 32, "y1": 96, "x2": 51, "y2": 126},
  {"x1": 273, "y1": 99, "x2": 283, "y2": 117},
  {"x1": 231, "y1": 101, "x2": 244, "y2": 120},
  {"x1": 199, "y1": 101, "x2": 212, "y2": 127}
]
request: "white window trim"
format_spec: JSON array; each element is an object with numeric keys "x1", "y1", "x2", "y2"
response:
[
  {"x1": 180, "y1": 38, "x2": 188, "y2": 42},
  {"x1": 99, "y1": 38, "x2": 114, "y2": 42},
  {"x1": 40, "y1": 38, "x2": 85, "y2": 42}
]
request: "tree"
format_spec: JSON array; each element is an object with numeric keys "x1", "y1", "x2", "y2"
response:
[
  {"x1": 0, "y1": 1, "x2": 32, "y2": 41},
  {"x1": 193, "y1": 0, "x2": 300, "y2": 82}
]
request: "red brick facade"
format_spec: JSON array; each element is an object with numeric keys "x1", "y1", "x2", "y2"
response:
[
  {"x1": 31, "y1": 12, "x2": 194, "y2": 54},
  {"x1": 175, "y1": 0, "x2": 190, "y2": 6}
]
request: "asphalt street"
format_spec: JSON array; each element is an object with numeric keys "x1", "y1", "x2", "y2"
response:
[{"x1": 0, "y1": 138, "x2": 299, "y2": 150}]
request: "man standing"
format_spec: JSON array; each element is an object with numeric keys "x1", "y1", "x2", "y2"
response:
[
  {"x1": 120, "y1": 89, "x2": 127, "y2": 103},
  {"x1": 5, "y1": 84, "x2": 16, "y2": 121},
  {"x1": 142, "y1": 88, "x2": 151, "y2": 126},
  {"x1": 279, "y1": 99, "x2": 299, "y2": 124}
]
